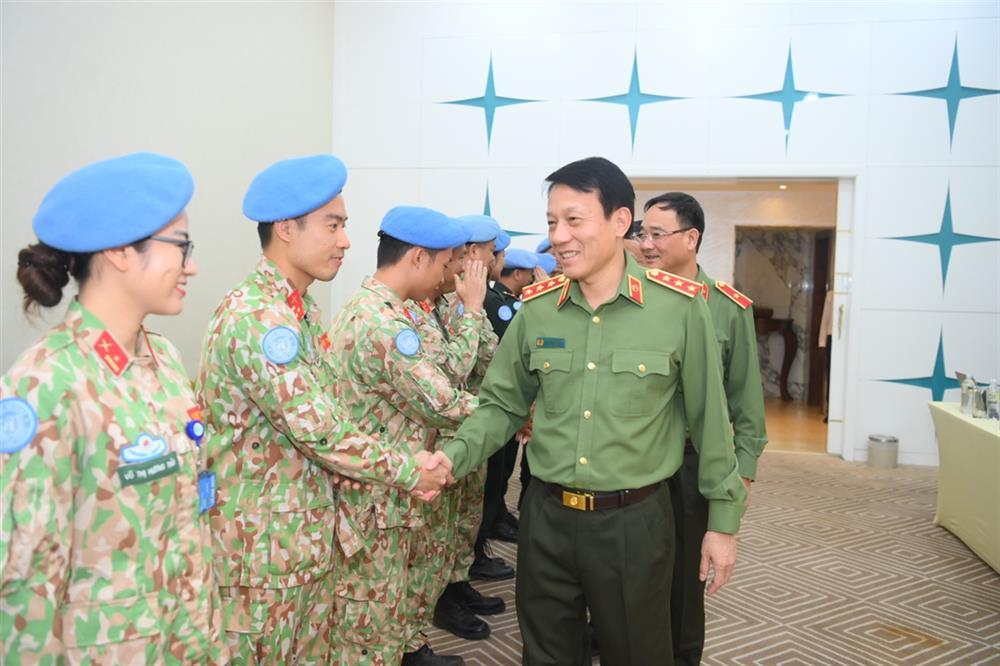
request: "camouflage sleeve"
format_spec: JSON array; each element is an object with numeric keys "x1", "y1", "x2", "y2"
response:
[
  {"x1": 439, "y1": 310, "x2": 488, "y2": 382},
  {"x1": 351, "y1": 315, "x2": 478, "y2": 430},
  {"x1": 226, "y1": 313, "x2": 420, "y2": 491},
  {"x1": 468, "y1": 315, "x2": 498, "y2": 393},
  {"x1": 1, "y1": 375, "x2": 75, "y2": 659}
]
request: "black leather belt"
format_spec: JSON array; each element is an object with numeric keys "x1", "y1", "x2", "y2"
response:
[{"x1": 545, "y1": 481, "x2": 663, "y2": 511}]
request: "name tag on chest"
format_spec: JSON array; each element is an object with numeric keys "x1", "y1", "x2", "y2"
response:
[{"x1": 117, "y1": 452, "x2": 180, "y2": 486}]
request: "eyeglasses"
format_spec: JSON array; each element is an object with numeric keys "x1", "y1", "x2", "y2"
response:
[
  {"x1": 635, "y1": 227, "x2": 692, "y2": 242},
  {"x1": 147, "y1": 236, "x2": 195, "y2": 266}
]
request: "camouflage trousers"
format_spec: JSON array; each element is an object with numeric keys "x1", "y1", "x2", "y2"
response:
[
  {"x1": 219, "y1": 577, "x2": 335, "y2": 665},
  {"x1": 402, "y1": 491, "x2": 459, "y2": 652},
  {"x1": 449, "y1": 464, "x2": 486, "y2": 582},
  {"x1": 330, "y1": 526, "x2": 414, "y2": 665}
]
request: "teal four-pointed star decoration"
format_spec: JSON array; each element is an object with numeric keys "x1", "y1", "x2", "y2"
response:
[
  {"x1": 888, "y1": 186, "x2": 999, "y2": 287},
  {"x1": 739, "y1": 46, "x2": 840, "y2": 149},
  {"x1": 483, "y1": 184, "x2": 491, "y2": 216},
  {"x1": 444, "y1": 54, "x2": 536, "y2": 148},
  {"x1": 900, "y1": 38, "x2": 1000, "y2": 144},
  {"x1": 586, "y1": 49, "x2": 683, "y2": 150},
  {"x1": 881, "y1": 333, "x2": 960, "y2": 401}
]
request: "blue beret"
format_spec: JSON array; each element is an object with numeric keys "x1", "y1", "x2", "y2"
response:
[
  {"x1": 33, "y1": 153, "x2": 193, "y2": 253},
  {"x1": 456, "y1": 214, "x2": 501, "y2": 243},
  {"x1": 504, "y1": 248, "x2": 538, "y2": 270},
  {"x1": 536, "y1": 252, "x2": 558, "y2": 274},
  {"x1": 380, "y1": 206, "x2": 468, "y2": 249},
  {"x1": 536, "y1": 238, "x2": 552, "y2": 253},
  {"x1": 243, "y1": 154, "x2": 347, "y2": 223},
  {"x1": 494, "y1": 231, "x2": 511, "y2": 253}
]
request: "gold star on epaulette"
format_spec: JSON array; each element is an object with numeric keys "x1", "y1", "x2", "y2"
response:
[
  {"x1": 644, "y1": 269, "x2": 700, "y2": 298},
  {"x1": 521, "y1": 274, "x2": 569, "y2": 302}
]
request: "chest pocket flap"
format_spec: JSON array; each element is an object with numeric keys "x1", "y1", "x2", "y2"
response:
[
  {"x1": 529, "y1": 350, "x2": 574, "y2": 413},
  {"x1": 611, "y1": 350, "x2": 672, "y2": 377}
]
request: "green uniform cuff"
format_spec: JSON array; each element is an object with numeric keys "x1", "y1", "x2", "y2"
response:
[
  {"x1": 734, "y1": 444, "x2": 762, "y2": 481},
  {"x1": 707, "y1": 499, "x2": 745, "y2": 535},
  {"x1": 443, "y1": 439, "x2": 470, "y2": 479}
]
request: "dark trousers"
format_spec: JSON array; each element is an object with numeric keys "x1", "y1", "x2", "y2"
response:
[
  {"x1": 667, "y1": 445, "x2": 709, "y2": 665},
  {"x1": 518, "y1": 447, "x2": 532, "y2": 510},
  {"x1": 478, "y1": 438, "x2": 519, "y2": 542},
  {"x1": 516, "y1": 480, "x2": 675, "y2": 666}
]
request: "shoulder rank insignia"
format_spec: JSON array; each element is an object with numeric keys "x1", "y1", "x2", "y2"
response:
[
  {"x1": 645, "y1": 270, "x2": 702, "y2": 298},
  {"x1": 627, "y1": 274, "x2": 644, "y2": 305},
  {"x1": 95, "y1": 330, "x2": 130, "y2": 375},
  {"x1": 715, "y1": 280, "x2": 753, "y2": 309},
  {"x1": 521, "y1": 274, "x2": 568, "y2": 303},
  {"x1": 287, "y1": 290, "x2": 305, "y2": 320}
]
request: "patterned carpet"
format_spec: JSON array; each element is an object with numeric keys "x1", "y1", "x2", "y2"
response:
[{"x1": 424, "y1": 451, "x2": 1000, "y2": 665}]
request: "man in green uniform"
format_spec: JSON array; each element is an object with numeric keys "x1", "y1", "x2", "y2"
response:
[
  {"x1": 638, "y1": 191, "x2": 768, "y2": 665},
  {"x1": 440, "y1": 157, "x2": 747, "y2": 665},
  {"x1": 328, "y1": 206, "x2": 475, "y2": 666},
  {"x1": 197, "y1": 156, "x2": 449, "y2": 664}
]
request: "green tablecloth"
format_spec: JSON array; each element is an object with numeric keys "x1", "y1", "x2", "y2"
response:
[{"x1": 929, "y1": 402, "x2": 1000, "y2": 573}]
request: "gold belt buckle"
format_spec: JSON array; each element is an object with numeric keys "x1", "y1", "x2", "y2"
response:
[{"x1": 562, "y1": 490, "x2": 594, "y2": 511}]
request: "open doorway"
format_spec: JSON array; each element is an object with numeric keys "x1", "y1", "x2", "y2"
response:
[{"x1": 632, "y1": 178, "x2": 840, "y2": 455}]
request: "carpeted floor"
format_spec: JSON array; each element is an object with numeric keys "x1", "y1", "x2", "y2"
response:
[{"x1": 424, "y1": 451, "x2": 1000, "y2": 665}]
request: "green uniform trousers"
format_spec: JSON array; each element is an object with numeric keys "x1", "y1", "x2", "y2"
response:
[
  {"x1": 516, "y1": 479, "x2": 676, "y2": 666},
  {"x1": 668, "y1": 445, "x2": 710, "y2": 665}
]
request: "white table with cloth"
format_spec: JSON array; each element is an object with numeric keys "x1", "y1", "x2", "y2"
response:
[{"x1": 928, "y1": 402, "x2": 1000, "y2": 574}]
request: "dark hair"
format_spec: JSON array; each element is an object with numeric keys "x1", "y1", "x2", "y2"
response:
[
  {"x1": 644, "y1": 192, "x2": 705, "y2": 251},
  {"x1": 17, "y1": 242, "x2": 93, "y2": 312},
  {"x1": 545, "y1": 157, "x2": 635, "y2": 220},
  {"x1": 376, "y1": 232, "x2": 442, "y2": 268},
  {"x1": 257, "y1": 216, "x2": 307, "y2": 249},
  {"x1": 625, "y1": 218, "x2": 643, "y2": 240}
]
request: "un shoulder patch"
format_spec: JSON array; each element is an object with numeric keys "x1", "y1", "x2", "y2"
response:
[
  {"x1": 395, "y1": 328, "x2": 421, "y2": 357},
  {"x1": 262, "y1": 326, "x2": 300, "y2": 365},
  {"x1": 498, "y1": 305, "x2": 514, "y2": 321},
  {"x1": 0, "y1": 397, "x2": 37, "y2": 454}
]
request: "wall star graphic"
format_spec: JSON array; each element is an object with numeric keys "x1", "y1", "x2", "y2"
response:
[
  {"x1": 899, "y1": 38, "x2": 1000, "y2": 144},
  {"x1": 881, "y1": 333, "x2": 960, "y2": 402},
  {"x1": 739, "y1": 46, "x2": 840, "y2": 149},
  {"x1": 887, "y1": 187, "x2": 999, "y2": 288},
  {"x1": 586, "y1": 49, "x2": 683, "y2": 151},
  {"x1": 443, "y1": 54, "x2": 536, "y2": 149}
]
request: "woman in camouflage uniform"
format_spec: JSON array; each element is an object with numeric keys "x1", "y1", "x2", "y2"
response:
[{"x1": 0, "y1": 153, "x2": 228, "y2": 664}]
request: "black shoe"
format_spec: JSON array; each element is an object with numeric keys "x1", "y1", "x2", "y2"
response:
[
  {"x1": 401, "y1": 644, "x2": 465, "y2": 666},
  {"x1": 454, "y1": 580, "x2": 505, "y2": 615},
  {"x1": 487, "y1": 520, "x2": 518, "y2": 543},
  {"x1": 469, "y1": 540, "x2": 515, "y2": 581},
  {"x1": 432, "y1": 588, "x2": 491, "y2": 640}
]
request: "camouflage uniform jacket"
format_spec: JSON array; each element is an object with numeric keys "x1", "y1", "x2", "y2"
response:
[
  {"x1": 407, "y1": 295, "x2": 487, "y2": 389},
  {"x1": 329, "y1": 277, "x2": 478, "y2": 553},
  {"x1": 443, "y1": 291, "x2": 497, "y2": 394},
  {"x1": 196, "y1": 257, "x2": 421, "y2": 584},
  {"x1": 0, "y1": 300, "x2": 227, "y2": 663}
]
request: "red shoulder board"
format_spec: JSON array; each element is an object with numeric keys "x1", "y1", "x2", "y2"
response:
[
  {"x1": 95, "y1": 331, "x2": 129, "y2": 376},
  {"x1": 417, "y1": 300, "x2": 434, "y2": 314},
  {"x1": 521, "y1": 275, "x2": 568, "y2": 302},
  {"x1": 627, "y1": 274, "x2": 644, "y2": 305},
  {"x1": 645, "y1": 270, "x2": 701, "y2": 298},
  {"x1": 715, "y1": 280, "x2": 752, "y2": 309}
]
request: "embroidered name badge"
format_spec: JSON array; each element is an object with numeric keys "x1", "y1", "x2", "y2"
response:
[
  {"x1": 120, "y1": 432, "x2": 168, "y2": 463},
  {"x1": 395, "y1": 328, "x2": 421, "y2": 357},
  {"x1": 198, "y1": 471, "x2": 217, "y2": 513},
  {"x1": 118, "y1": 452, "x2": 180, "y2": 487},
  {"x1": 0, "y1": 397, "x2": 37, "y2": 454},
  {"x1": 498, "y1": 305, "x2": 514, "y2": 321},
  {"x1": 262, "y1": 326, "x2": 300, "y2": 365},
  {"x1": 535, "y1": 337, "x2": 565, "y2": 348}
]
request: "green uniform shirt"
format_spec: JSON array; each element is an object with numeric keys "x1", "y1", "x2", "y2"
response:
[
  {"x1": 1, "y1": 300, "x2": 227, "y2": 662},
  {"x1": 697, "y1": 266, "x2": 768, "y2": 480},
  {"x1": 444, "y1": 255, "x2": 747, "y2": 534}
]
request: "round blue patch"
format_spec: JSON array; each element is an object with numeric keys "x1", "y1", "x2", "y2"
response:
[
  {"x1": 457, "y1": 303, "x2": 465, "y2": 317},
  {"x1": 262, "y1": 326, "x2": 300, "y2": 365},
  {"x1": 0, "y1": 397, "x2": 38, "y2": 454},
  {"x1": 512, "y1": 301, "x2": 522, "y2": 311},
  {"x1": 395, "y1": 328, "x2": 421, "y2": 357},
  {"x1": 498, "y1": 305, "x2": 514, "y2": 321}
]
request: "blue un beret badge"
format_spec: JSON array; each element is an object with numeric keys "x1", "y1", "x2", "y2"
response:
[
  {"x1": 0, "y1": 397, "x2": 38, "y2": 454},
  {"x1": 395, "y1": 328, "x2": 421, "y2": 357},
  {"x1": 263, "y1": 326, "x2": 300, "y2": 365},
  {"x1": 498, "y1": 305, "x2": 514, "y2": 321}
]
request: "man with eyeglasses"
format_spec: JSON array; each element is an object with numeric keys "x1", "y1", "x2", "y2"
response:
[{"x1": 639, "y1": 191, "x2": 768, "y2": 666}]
